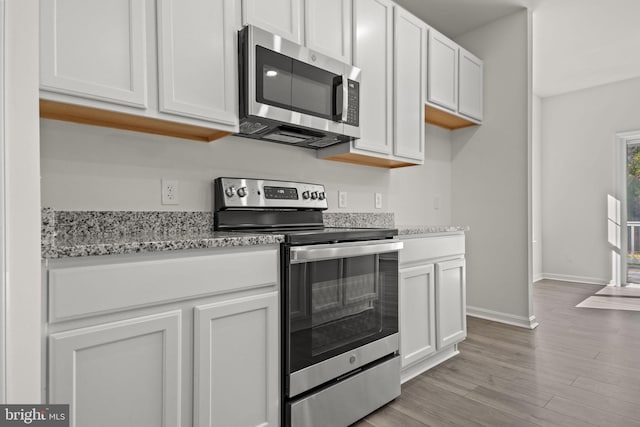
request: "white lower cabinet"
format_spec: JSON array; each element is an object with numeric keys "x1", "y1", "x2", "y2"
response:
[
  {"x1": 399, "y1": 264, "x2": 436, "y2": 367},
  {"x1": 399, "y1": 233, "x2": 466, "y2": 383},
  {"x1": 194, "y1": 292, "x2": 279, "y2": 427},
  {"x1": 49, "y1": 311, "x2": 182, "y2": 427},
  {"x1": 436, "y1": 258, "x2": 467, "y2": 349},
  {"x1": 45, "y1": 246, "x2": 280, "y2": 427}
]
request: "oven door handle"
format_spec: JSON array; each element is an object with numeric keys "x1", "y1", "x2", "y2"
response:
[{"x1": 289, "y1": 240, "x2": 403, "y2": 263}]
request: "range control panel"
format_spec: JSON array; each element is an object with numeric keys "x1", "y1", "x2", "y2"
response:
[{"x1": 214, "y1": 177, "x2": 328, "y2": 210}]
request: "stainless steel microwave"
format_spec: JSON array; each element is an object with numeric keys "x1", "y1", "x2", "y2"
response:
[{"x1": 237, "y1": 25, "x2": 361, "y2": 149}]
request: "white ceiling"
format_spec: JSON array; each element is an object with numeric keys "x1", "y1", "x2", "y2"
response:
[
  {"x1": 393, "y1": 0, "x2": 534, "y2": 38},
  {"x1": 533, "y1": 0, "x2": 640, "y2": 97},
  {"x1": 394, "y1": 0, "x2": 640, "y2": 98}
]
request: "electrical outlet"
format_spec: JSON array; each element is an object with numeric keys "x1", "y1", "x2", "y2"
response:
[
  {"x1": 375, "y1": 193, "x2": 382, "y2": 209},
  {"x1": 338, "y1": 191, "x2": 348, "y2": 208},
  {"x1": 161, "y1": 179, "x2": 179, "y2": 205}
]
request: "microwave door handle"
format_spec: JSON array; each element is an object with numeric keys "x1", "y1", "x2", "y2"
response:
[
  {"x1": 341, "y1": 75, "x2": 349, "y2": 123},
  {"x1": 332, "y1": 75, "x2": 344, "y2": 122}
]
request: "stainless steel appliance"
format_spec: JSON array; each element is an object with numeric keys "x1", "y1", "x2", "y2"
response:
[
  {"x1": 214, "y1": 177, "x2": 402, "y2": 427},
  {"x1": 237, "y1": 25, "x2": 361, "y2": 149}
]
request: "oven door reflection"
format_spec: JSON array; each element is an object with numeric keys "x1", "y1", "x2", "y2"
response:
[{"x1": 287, "y1": 251, "x2": 398, "y2": 374}]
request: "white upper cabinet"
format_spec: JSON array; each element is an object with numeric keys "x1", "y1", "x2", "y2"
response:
[
  {"x1": 427, "y1": 29, "x2": 459, "y2": 112},
  {"x1": 157, "y1": 0, "x2": 239, "y2": 125},
  {"x1": 40, "y1": 0, "x2": 240, "y2": 141},
  {"x1": 393, "y1": 6, "x2": 426, "y2": 161},
  {"x1": 317, "y1": 0, "x2": 427, "y2": 167},
  {"x1": 352, "y1": 0, "x2": 394, "y2": 155},
  {"x1": 242, "y1": 0, "x2": 303, "y2": 44},
  {"x1": 40, "y1": 0, "x2": 148, "y2": 108},
  {"x1": 243, "y1": 0, "x2": 351, "y2": 63},
  {"x1": 425, "y1": 29, "x2": 483, "y2": 129},
  {"x1": 458, "y1": 47, "x2": 484, "y2": 121},
  {"x1": 304, "y1": 0, "x2": 352, "y2": 63}
]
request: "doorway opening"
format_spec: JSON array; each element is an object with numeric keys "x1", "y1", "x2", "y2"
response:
[
  {"x1": 627, "y1": 138, "x2": 640, "y2": 284},
  {"x1": 616, "y1": 131, "x2": 640, "y2": 286}
]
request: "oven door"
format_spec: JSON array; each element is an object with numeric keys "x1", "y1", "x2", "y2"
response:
[{"x1": 285, "y1": 239, "x2": 402, "y2": 397}]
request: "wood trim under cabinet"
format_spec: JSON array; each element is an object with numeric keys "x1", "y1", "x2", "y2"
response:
[
  {"x1": 424, "y1": 104, "x2": 477, "y2": 130},
  {"x1": 39, "y1": 99, "x2": 232, "y2": 142},
  {"x1": 322, "y1": 151, "x2": 417, "y2": 169}
]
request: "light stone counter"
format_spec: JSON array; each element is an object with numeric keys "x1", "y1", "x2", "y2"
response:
[
  {"x1": 41, "y1": 208, "x2": 283, "y2": 259},
  {"x1": 397, "y1": 225, "x2": 469, "y2": 236},
  {"x1": 41, "y1": 209, "x2": 467, "y2": 258}
]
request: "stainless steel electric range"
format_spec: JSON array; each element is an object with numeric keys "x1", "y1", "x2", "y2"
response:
[{"x1": 214, "y1": 177, "x2": 402, "y2": 427}]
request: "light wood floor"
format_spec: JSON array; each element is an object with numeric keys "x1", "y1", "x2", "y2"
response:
[{"x1": 355, "y1": 279, "x2": 640, "y2": 427}]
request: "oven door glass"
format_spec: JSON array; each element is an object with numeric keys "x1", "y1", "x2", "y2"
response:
[
  {"x1": 255, "y1": 46, "x2": 343, "y2": 121},
  {"x1": 287, "y1": 248, "x2": 398, "y2": 373}
]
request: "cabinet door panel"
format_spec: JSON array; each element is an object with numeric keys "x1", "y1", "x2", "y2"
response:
[
  {"x1": 458, "y1": 48, "x2": 483, "y2": 121},
  {"x1": 305, "y1": 0, "x2": 351, "y2": 63},
  {"x1": 353, "y1": 0, "x2": 393, "y2": 155},
  {"x1": 436, "y1": 258, "x2": 466, "y2": 348},
  {"x1": 157, "y1": 0, "x2": 239, "y2": 125},
  {"x1": 49, "y1": 311, "x2": 182, "y2": 427},
  {"x1": 399, "y1": 264, "x2": 436, "y2": 368},
  {"x1": 40, "y1": 0, "x2": 148, "y2": 108},
  {"x1": 194, "y1": 292, "x2": 279, "y2": 427},
  {"x1": 393, "y1": 7, "x2": 426, "y2": 161},
  {"x1": 427, "y1": 30, "x2": 458, "y2": 112},
  {"x1": 242, "y1": 0, "x2": 303, "y2": 44}
]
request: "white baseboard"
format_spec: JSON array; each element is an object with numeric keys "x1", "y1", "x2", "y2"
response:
[
  {"x1": 533, "y1": 272, "x2": 544, "y2": 282},
  {"x1": 539, "y1": 273, "x2": 607, "y2": 286},
  {"x1": 401, "y1": 346, "x2": 459, "y2": 384},
  {"x1": 467, "y1": 306, "x2": 539, "y2": 329}
]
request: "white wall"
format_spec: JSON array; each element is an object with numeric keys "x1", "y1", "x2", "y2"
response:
[
  {"x1": 3, "y1": 0, "x2": 41, "y2": 402},
  {"x1": 452, "y1": 9, "x2": 535, "y2": 328},
  {"x1": 541, "y1": 77, "x2": 640, "y2": 284},
  {"x1": 532, "y1": 94, "x2": 542, "y2": 281},
  {"x1": 40, "y1": 119, "x2": 453, "y2": 223},
  {"x1": 40, "y1": 119, "x2": 391, "y2": 212},
  {"x1": 389, "y1": 124, "x2": 452, "y2": 225},
  {"x1": 0, "y1": 0, "x2": 6, "y2": 402}
]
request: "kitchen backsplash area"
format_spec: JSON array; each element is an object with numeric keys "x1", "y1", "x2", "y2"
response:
[{"x1": 40, "y1": 119, "x2": 453, "y2": 225}]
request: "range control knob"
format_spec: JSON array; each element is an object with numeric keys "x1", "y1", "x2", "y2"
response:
[
  {"x1": 311, "y1": 191, "x2": 318, "y2": 200},
  {"x1": 302, "y1": 191, "x2": 310, "y2": 200},
  {"x1": 237, "y1": 187, "x2": 247, "y2": 198},
  {"x1": 225, "y1": 186, "x2": 235, "y2": 197},
  {"x1": 318, "y1": 192, "x2": 326, "y2": 200}
]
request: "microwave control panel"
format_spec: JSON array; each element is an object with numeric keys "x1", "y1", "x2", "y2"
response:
[{"x1": 345, "y1": 80, "x2": 360, "y2": 127}]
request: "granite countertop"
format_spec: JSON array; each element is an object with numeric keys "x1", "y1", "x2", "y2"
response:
[
  {"x1": 42, "y1": 209, "x2": 283, "y2": 259},
  {"x1": 42, "y1": 209, "x2": 468, "y2": 258},
  {"x1": 46, "y1": 231, "x2": 284, "y2": 259},
  {"x1": 397, "y1": 225, "x2": 470, "y2": 236}
]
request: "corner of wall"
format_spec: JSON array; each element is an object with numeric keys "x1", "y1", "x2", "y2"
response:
[{"x1": 451, "y1": 9, "x2": 533, "y2": 322}]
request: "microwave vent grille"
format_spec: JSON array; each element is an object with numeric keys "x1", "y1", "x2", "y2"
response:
[{"x1": 239, "y1": 121, "x2": 269, "y2": 135}]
